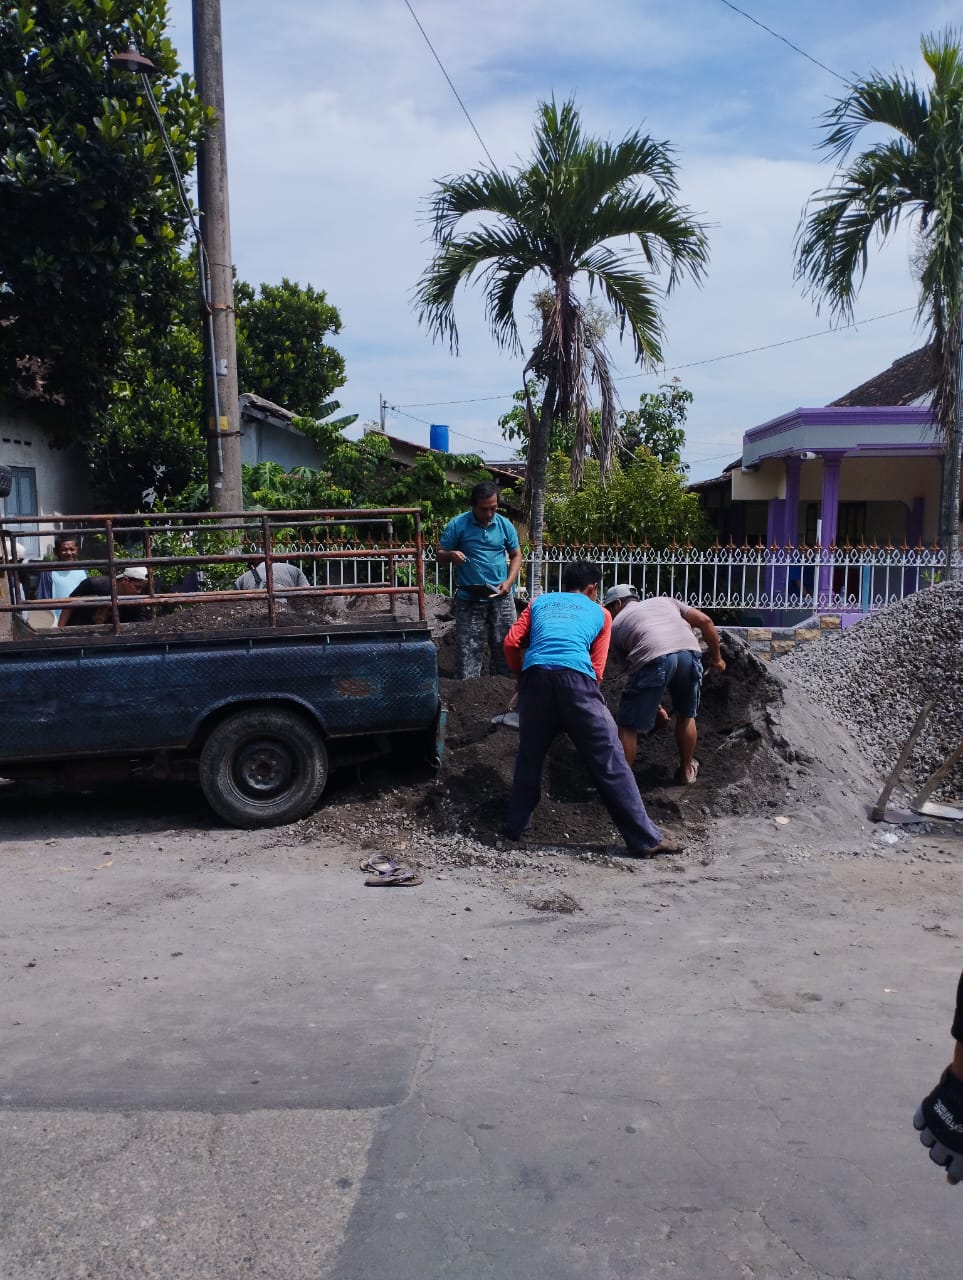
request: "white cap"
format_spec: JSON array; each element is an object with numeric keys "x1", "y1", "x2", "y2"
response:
[
  {"x1": 603, "y1": 583, "x2": 639, "y2": 607},
  {"x1": 118, "y1": 566, "x2": 148, "y2": 581}
]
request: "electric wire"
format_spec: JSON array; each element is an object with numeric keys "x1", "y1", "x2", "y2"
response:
[
  {"x1": 401, "y1": 0, "x2": 497, "y2": 167},
  {"x1": 394, "y1": 306, "x2": 916, "y2": 408},
  {"x1": 714, "y1": 0, "x2": 851, "y2": 86},
  {"x1": 385, "y1": 405, "x2": 514, "y2": 454},
  {"x1": 618, "y1": 307, "x2": 915, "y2": 380}
]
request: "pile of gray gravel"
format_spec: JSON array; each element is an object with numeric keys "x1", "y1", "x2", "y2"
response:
[{"x1": 778, "y1": 581, "x2": 963, "y2": 797}]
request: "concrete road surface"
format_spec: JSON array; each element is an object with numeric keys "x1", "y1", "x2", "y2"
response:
[{"x1": 0, "y1": 784, "x2": 961, "y2": 1279}]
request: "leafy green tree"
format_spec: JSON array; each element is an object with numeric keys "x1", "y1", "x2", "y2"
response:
[
  {"x1": 235, "y1": 279, "x2": 347, "y2": 417},
  {"x1": 500, "y1": 378, "x2": 693, "y2": 474},
  {"x1": 87, "y1": 263, "x2": 352, "y2": 510},
  {"x1": 89, "y1": 255, "x2": 204, "y2": 509},
  {"x1": 795, "y1": 29, "x2": 963, "y2": 568},
  {"x1": 544, "y1": 450, "x2": 707, "y2": 547},
  {"x1": 620, "y1": 379, "x2": 691, "y2": 472},
  {"x1": 415, "y1": 96, "x2": 708, "y2": 587},
  {"x1": 0, "y1": 0, "x2": 207, "y2": 426}
]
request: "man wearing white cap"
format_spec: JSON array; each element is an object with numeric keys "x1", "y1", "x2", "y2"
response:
[
  {"x1": 603, "y1": 584, "x2": 725, "y2": 785},
  {"x1": 59, "y1": 566, "x2": 149, "y2": 627}
]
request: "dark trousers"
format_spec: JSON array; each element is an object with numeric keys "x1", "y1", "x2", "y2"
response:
[
  {"x1": 953, "y1": 971, "x2": 963, "y2": 1043},
  {"x1": 507, "y1": 666, "x2": 663, "y2": 851}
]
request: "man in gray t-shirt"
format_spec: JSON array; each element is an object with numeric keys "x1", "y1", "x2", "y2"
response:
[
  {"x1": 604, "y1": 587, "x2": 725, "y2": 785},
  {"x1": 235, "y1": 560, "x2": 309, "y2": 591}
]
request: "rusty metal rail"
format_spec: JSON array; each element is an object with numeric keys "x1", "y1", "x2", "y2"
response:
[{"x1": 0, "y1": 507, "x2": 428, "y2": 635}]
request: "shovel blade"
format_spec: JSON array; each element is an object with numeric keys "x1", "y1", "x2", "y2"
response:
[{"x1": 491, "y1": 710, "x2": 520, "y2": 730}]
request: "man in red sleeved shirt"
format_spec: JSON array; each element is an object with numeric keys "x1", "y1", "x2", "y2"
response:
[{"x1": 502, "y1": 560, "x2": 680, "y2": 856}]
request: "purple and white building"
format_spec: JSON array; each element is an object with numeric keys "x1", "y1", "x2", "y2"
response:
[{"x1": 695, "y1": 347, "x2": 953, "y2": 554}]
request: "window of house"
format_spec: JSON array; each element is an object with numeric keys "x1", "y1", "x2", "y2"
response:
[
  {"x1": 743, "y1": 502, "x2": 768, "y2": 546},
  {"x1": 803, "y1": 499, "x2": 867, "y2": 546},
  {"x1": 804, "y1": 502, "x2": 818, "y2": 546},
  {"x1": 837, "y1": 502, "x2": 867, "y2": 545},
  {"x1": 3, "y1": 466, "x2": 39, "y2": 558}
]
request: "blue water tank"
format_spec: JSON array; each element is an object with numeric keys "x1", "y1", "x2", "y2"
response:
[{"x1": 429, "y1": 423, "x2": 450, "y2": 452}]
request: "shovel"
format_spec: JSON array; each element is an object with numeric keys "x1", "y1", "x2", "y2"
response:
[{"x1": 490, "y1": 709, "x2": 520, "y2": 730}]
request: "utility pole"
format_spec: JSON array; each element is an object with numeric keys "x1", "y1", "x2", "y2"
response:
[{"x1": 192, "y1": 0, "x2": 243, "y2": 512}]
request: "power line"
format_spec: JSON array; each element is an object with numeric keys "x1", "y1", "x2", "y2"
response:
[
  {"x1": 386, "y1": 404, "x2": 504, "y2": 452},
  {"x1": 619, "y1": 307, "x2": 915, "y2": 380},
  {"x1": 390, "y1": 397, "x2": 739, "y2": 465},
  {"x1": 714, "y1": 0, "x2": 851, "y2": 86},
  {"x1": 401, "y1": 0, "x2": 497, "y2": 168},
  {"x1": 397, "y1": 391, "x2": 517, "y2": 410},
  {"x1": 388, "y1": 405, "x2": 432, "y2": 426},
  {"x1": 687, "y1": 448, "x2": 742, "y2": 465},
  {"x1": 395, "y1": 306, "x2": 916, "y2": 407}
]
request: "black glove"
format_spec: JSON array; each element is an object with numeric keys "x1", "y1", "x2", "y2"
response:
[{"x1": 914, "y1": 1066, "x2": 963, "y2": 1181}]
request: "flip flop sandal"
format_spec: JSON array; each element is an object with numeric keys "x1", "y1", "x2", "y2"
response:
[
  {"x1": 673, "y1": 760, "x2": 700, "y2": 785},
  {"x1": 360, "y1": 855, "x2": 398, "y2": 875},
  {"x1": 364, "y1": 867, "x2": 424, "y2": 887}
]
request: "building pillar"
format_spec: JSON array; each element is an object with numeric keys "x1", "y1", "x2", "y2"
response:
[{"x1": 817, "y1": 454, "x2": 844, "y2": 606}]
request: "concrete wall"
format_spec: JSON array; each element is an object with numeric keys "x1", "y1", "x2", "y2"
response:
[
  {"x1": 0, "y1": 399, "x2": 91, "y2": 556},
  {"x1": 724, "y1": 615, "x2": 843, "y2": 662},
  {"x1": 239, "y1": 417, "x2": 328, "y2": 471}
]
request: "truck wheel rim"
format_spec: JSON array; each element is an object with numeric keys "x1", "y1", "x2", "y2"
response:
[{"x1": 233, "y1": 738, "x2": 296, "y2": 798}]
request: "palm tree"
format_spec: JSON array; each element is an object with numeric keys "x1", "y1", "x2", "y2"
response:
[
  {"x1": 795, "y1": 30, "x2": 963, "y2": 573},
  {"x1": 415, "y1": 98, "x2": 708, "y2": 588}
]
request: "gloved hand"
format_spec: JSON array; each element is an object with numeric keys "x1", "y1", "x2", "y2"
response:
[{"x1": 914, "y1": 1066, "x2": 963, "y2": 1184}]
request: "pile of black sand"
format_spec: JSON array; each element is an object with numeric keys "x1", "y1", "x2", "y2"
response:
[{"x1": 296, "y1": 630, "x2": 825, "y2": 856}]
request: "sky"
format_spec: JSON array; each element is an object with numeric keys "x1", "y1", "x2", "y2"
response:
[{"x1": 165, "y1": 0, "x2": 957, "y2": 482}]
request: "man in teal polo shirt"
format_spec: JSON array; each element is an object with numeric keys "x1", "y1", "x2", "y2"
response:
[{"x1": 438, "y1": 481, "x2": 522, "y2": 679}]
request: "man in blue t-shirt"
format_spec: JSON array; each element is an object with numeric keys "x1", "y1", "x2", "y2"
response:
[
  {"x1": 503, "y1": 560, "x2": 681, "y2": 858},
  {"x1": 438, "y1": 481, "x2": 522, "y2": 679}
]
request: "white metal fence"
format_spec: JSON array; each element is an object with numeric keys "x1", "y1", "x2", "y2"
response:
[{"x1": 285, "y1": 541, "x2": 961, "y2": 622}]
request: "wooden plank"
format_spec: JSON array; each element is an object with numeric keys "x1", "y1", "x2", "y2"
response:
[{"x1": 870, "y1": 699, "x2": 935, "y2": 823}]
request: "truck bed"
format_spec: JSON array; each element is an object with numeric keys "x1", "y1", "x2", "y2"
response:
[{"x1": 0, "y1": 620, "x2": 438, "y2": 763}]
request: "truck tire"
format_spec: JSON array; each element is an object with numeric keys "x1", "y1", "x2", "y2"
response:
[{"x1": 199, "y1": 708, "x2": 328, "y2": 828}]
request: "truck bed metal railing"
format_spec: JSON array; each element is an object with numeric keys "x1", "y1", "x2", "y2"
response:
[{"x1": 0, "y1": 508, "x2": 428, "y2": 635}]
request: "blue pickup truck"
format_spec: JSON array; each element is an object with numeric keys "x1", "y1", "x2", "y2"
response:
[{"x1": 0, "y1": 507, "x2": 443, "y2": 827}]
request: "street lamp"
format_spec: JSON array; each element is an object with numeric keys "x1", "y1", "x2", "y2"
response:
[{"x1": 111, "y1": 13, "x2": 243, "y2": 513}]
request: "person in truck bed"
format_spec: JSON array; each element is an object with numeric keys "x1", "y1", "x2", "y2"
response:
[
  {"x1": 59, "y1": 566, "x2": 149, "y2": 627},
  {"x1": 235, "y1": 557, "x2": 309, "y2": 591}
]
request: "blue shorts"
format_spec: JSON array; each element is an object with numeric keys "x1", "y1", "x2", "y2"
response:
[{"x1": 617, "y1": 649, "x2": 703, "y2": 732}]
